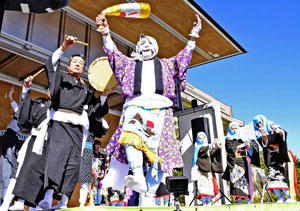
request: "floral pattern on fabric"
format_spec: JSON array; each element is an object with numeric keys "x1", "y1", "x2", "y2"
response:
[
  {"x1": 104, "y1": 108, "x2": 183, "y2": 172},
  {"x1": 230, "y1": 164, "x2": 249, "y2": 197},
  {"x1": 104, "y1": 42, "x2": 193, "y2": 104},
  {"x1": 267, "y1": 165, "x2": 289, "y2": 189}
]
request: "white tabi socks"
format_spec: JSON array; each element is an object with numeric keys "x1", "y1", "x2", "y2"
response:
[
  {"x1": 38, "y1": 189, "x2": 54, "y2": 210},
  {"x1": 0, "y1": 178, "x2": 17, "y2": 211},
  {"x1": 9, "y1": 199, "x2": 25, "y2": 211},
  {"x1": 79, "y1": 182, "x2": 89, "y2": 207},
  {"x1": 139, "y1": 192, "x2": 156, "y2": 207},
  {"x1": 51, "y1": 194, "x2": 68, "y2": 209},
  {"x1": 125, "y1": 167, "x2": 147, "y2": 194}
]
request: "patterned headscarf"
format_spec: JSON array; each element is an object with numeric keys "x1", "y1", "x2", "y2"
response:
[
  {"x1": 253, "y1": 114, "x2": 271, "y2": 139},
  {"x1": 226, "y1": 122, "x2": 240, "y2": 140},
  {"x1": 131, "y1": 34, "x2": 159, "y2": 61}
]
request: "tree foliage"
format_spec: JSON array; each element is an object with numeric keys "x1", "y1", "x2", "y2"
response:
[{"x1": 294, "y1": 156, "x2": 300, "y2": 201}]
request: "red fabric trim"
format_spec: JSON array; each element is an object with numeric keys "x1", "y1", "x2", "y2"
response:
[
  {"x1": 294, "y1": 162, "x2": 299, "y2": 195},
  {"x1": 108, "y1": 200, "x2": 127, "y2": 204},
  {"x1": 289, "y1": 150, "x2": 298, "y2": 195},
  {"x1": 268, "y1": 187, "x2": 289, "y2": 190},
  {"x1": 230, "y1": 195, "x2": 249, "y2": 199},
  {"x1": 120, "y1": 201, "x2": 127, "y2": 206},
  {"x1": 213, "y1": 173, "x2": 219, "y2": 196},
  {"x1": 288, "y1": 150, "x2": 296, "y2": 162},
  {"x1": 269, "y1": 144, "x2": 279, "y2": 147},
  {"x1": 196, "y1": 173, "x2": 218, "y2": 199},
  {"x1": 154, "y1": 194, "x2": 171, "y2": 198},
  {"x1": 196, "y1": 194, "x2": 215, "y2": 198}
]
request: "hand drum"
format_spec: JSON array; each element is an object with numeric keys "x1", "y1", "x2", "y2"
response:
[{"x1": 88, "y1": 57, "x2": 118, "y2": 92}]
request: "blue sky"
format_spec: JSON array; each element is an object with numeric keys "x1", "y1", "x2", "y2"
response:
[{"x1": 188, "y1": 0, "x2": 300, "y2": 156}]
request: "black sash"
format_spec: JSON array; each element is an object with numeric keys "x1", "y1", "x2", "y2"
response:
[{"x1": 133, "y1": 58, "x2": 163, "y2": 95}]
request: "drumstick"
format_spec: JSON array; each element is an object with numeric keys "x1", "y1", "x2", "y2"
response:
[
  {"x1": 32, "y1": 68, "x2": 45, "y2": 79},
  {"x1": 66, "y1": 37, "x2": 88, "y2": 46},
  {"x1": 76, "y1": 40, "x2": 89, "y2": 46}
]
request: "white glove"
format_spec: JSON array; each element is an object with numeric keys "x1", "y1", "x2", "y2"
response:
[
  {"x1": 96, "y1": 15, "x2": 110, "y2": 35},
  {"x1": 189, "y1": 14, "x2": 202, "y2": 38},
  {"x1": 98, "y1": 25, "x2": 110, "y2": 34}
]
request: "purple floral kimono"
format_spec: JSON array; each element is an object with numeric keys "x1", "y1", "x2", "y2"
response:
[{"x1": 104, "y1": 42, "x2": 194, "y2": 173}]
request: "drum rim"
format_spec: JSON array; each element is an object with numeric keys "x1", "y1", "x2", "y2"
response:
[{"x1": 88, "y1": 56, "x2": 109, "y2": 74}]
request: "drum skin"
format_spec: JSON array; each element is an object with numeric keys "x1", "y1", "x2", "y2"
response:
[{"x1": 88, "y1": 57, "x2": 118, "y2": 92}]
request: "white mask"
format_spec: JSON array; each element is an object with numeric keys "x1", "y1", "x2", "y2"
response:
[{"x1": 135, "y1": 34, "x2": 158, "y2": 60}]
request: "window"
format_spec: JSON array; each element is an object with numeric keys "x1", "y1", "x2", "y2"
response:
[
  {"x1": 30, "y1": 11, "x2": 61, "y2": 52},
  {"x1": 88, "y1": 28, "x2": 106, "y2": 67},
  {"x1": 1, "y1": 11, "x2": 29, "y2": 40},
  {"x1": 63, "y1": 14, "x2": 86, "y2": 59}
]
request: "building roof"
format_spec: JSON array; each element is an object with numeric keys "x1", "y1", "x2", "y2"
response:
[
  {"x1": 0, "y1": 0, "x2": 245, "y2": 122},
  {"x1": 70, "y1": 0, "x2": 246, "y2": 68}
]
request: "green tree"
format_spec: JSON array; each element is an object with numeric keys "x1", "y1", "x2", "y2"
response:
[{"x1": 294, "y1": 156, "x2": 300, "y2": 201}]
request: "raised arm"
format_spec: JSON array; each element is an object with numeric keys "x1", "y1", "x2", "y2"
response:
[
  {"x1": 7, "y1": 87, "x2": 18, "y2": 112},
  {"x1": 95, "y1": 16, "x2": 133, "y2": 83},
  {"x1": 45, "y1": 35, "x2": 77, "y2": 85},
  {"x1": 20, "y1": 75, "x2": 33, "y2": 101},
  {"x1": 168, "y1": 14, "x2": 202, "y2": 90},
  {"x1": 17, "y1": 76, "x2": 34, "y2": 130},
  {"x1": 96, "y1": 16, "x2": 113, "y2": 51},
  {"x1": 189, "y1": 14, "x2": 202, "y2": 41}
]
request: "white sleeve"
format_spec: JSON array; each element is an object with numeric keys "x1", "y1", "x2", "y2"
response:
[
  {"x1": 187, "y1": 40, "x2": 196, "y2": 51},
  {"x1": 100, "y1": 95, "x2": 107, "y2": 106},
  {"x1": 51, "y1": 47, "x2": 64, "y2": 68},
  {"x1": 10, "y1": 101, "x2": 18, "y2": 112},
  {"x1": 103, "y1": 34, "x2": 114, "y2": 52},
  {"x1": 21, "y1": 86, "x2": 30, "y2": 101}
]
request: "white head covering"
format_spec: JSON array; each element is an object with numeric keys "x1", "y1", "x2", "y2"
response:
[
  {"x1": 192, "y1": 131, "x2": 208, "y2": 166},
  {"x1": 131, "y1": 34, "x2": 159, "y2": 61},
  {"x1": 253, "y1": 114, "x2": 271, "y2": 139},
  {"x1": 226, "y1": 122, "x2": 240, "y2": 140},
  {"x1": 196, "y1": 131, "x2": 208, "y2": 147}
]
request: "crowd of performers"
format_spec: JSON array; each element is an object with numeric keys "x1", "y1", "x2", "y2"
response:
[
  {"x1": 0, "y1": 12, "x2": 298, "y2": 211},
  {"x1": 190, "y1": 118, "x2": 298, "y2": 206}
]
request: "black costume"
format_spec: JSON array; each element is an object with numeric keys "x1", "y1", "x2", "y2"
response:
[
  {"x1": 0, "y1": 100, "x2": 20, "y2": 204},
  {"x1": 222, "y1": 139, "x2": 259, "y2": 199},
  {"x1": 194, "y1": 146, "x2": 222, "y2": 198},
  {"x1": 13, "y1": 91, "x2": 50, "y2": 206},
  {"x1": 0, "y1": 127, "x2": 20, "y2": 204},
  {"x1": 257, "y1": 131, "x2": 290, "y2": 190},
  {"x1": 44, "y1": 54, "x2": 108, "y2": 198}
]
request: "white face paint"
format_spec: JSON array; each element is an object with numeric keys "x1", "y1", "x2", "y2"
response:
[
  {"x1": 136, "y1": 35, "x2": 158, "y2": 60},
  {"x1": 139, "y1": 38, "x2": 154, "y2": 59}
]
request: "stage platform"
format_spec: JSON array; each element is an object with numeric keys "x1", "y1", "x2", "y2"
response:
[{"x1": 61, "y1": 203, "x2": 300, "y2": 211}]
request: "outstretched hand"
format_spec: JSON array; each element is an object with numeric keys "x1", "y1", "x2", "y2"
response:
[
  {"x1": 8, "y1": 87, "x2": 14, "y2": 102},
  {"x1": 96, "y1": 15, "x2": 110, "y2": 35},
  {"x1": 190, "y1": 14, "x2": 202, "y2": 39},
  {"x1": 24, "y1": 75, "x2": 33, "y2": 88},
  {"x1": 61, "y1": 35, "x2": 78, "y2": 52}
]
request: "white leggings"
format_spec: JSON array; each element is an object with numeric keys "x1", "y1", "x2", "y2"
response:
[{"x1": 79, "y1": 182, "x2": 89, "y2": 205}]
